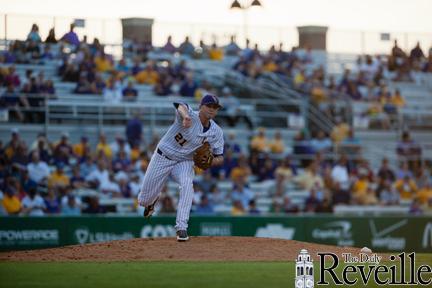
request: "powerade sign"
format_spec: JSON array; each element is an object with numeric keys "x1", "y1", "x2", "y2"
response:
[{"x1": 0, "y1": 230, "x2": 59, "y2": 246}]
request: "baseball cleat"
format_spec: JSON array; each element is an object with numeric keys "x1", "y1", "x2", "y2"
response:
[
  {"x1": 143, "y1": 197, "x2": 159, "y2": 218},
  {"x1": 176, "y1": 230, "x2": 189, "y2": 242}
]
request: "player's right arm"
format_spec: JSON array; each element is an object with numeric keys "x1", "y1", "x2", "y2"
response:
[{"x1": 174, "y1": 103, "x2": 192, "y2": 128}]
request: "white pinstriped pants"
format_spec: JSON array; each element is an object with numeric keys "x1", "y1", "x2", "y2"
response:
[{"x1": 137, "y1": 152, "x2": 194, "y2": 231}]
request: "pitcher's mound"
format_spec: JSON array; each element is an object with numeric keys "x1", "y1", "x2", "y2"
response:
[{"x1": 0, "y1": 237, "x2": 377, "y2": 262}]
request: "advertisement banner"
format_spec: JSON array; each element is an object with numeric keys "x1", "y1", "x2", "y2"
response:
[{"x1": 0, "y1": 216, "x2": 430, "y2": 252}]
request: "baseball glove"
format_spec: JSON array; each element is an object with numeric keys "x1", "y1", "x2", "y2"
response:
[{"x1": 193, "y1": 142, "x2": 214, "y2": 170}]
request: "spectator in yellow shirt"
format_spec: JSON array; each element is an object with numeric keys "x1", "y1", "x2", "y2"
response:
[
  {"x1": 73, "y1": 136, "x2": 90, "y2": 159},
  {"x1": 274, "y1": 156, "x2": 295, "y2": 181},
  {"x1": 250, "y1": 128, "x2": 268, "y2": 153},
  {"x1": 231, "y1": 200, "x2": 246, "y2": 216},
  {"x1": 2, "y1": 187, "x2": 21, "y2": 215},
  {"x1": 311, "y1": 86, "x2": 327, "y2": 103},
  {"x1": 130, "y1": 143, "x2": 141, "y2": 162},
  {"x1": 48, "y1": 163, "x2": 70, "y2": 188},
  {"x1": 230, "y1": 156, "x2": 252, "y2": 182},
  {"x1": 395, "y1": 176, "x2": 418, "y2": 200},
  {"x1": 135, "y1": 61, "x2": 159, "y2": 85},
  {"x1": 268, "y1": 131, "x2": 284, "y2": 154},
  {"x1": 94, "y1": 53, "x2": 113, "y2": 73},
  {"x1": 96, "y1": 133, "x2": 112, "y2": 159},
  {"x1": 262, "y1": 58, "x2": 278, "y2": 72},
  {"x1": 294, "y1": 161, "x2": 324, "y2": 191},
  {"x1": 363, "y1": 187, "x2": 379, "y2": 205},
  {"x1": 417, "y1": 182, "x2": 432, "y2": 204},
  {"x1": 331, "y1": 120, "x2": 350, "y2": 144},
  {"x1": 391, "y1": 89, "x2": 406, "y2": 108},
  {"x1": 294, "y1": 69, "x2": 306, "y2": 88},
  {"x1": 5, "y1": 128, "x2": 21, "y2": 160},
  {"x1": 367, "y1": 100, "x2": 384, "y2": 116},
  {"x1": 352, "y1": 174, "x2": 369, "y2": 195},
  {"x1": 352, "y1": 173, "x2": 370, "y2": 203},
  {"x1": 208, "y1": 43, "x2": 224, "y2": 61}
]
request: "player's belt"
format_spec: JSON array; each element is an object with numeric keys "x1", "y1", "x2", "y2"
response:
[{"x1": 157, "y1": 148, "x2": 172, "y2": 160}]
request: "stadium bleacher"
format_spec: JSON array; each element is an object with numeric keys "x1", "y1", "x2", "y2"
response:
[{"x1": 1, "y1": 26, "x2": 432, "y2": 218}]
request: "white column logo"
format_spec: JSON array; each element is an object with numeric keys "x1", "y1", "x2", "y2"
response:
[{"x1": 295, "y1": 249, "x2": 314, "y2": 288}]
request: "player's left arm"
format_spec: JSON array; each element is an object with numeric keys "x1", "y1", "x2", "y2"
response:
[{"x1": 212, "y1": 155, "x2": 224, "y2": 166}]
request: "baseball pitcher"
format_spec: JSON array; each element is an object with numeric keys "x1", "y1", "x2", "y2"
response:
[{"x1": 138, "y1": 94, "x2": 224, "y2": 241}]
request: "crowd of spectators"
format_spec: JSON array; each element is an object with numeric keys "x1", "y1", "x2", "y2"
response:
[
  {"x1": 1, "y1": 125, "x2": 431, "y2": 217},
  {"x1": 0, "y1": 65, "x2": 56, "y2": 122},
  {"x1": 230, "y1": 39, "x2": 432, "y2": 130},
  {"x1": 3, "y1": 24, "x2": 430, "y2": 131},
  {"x1": 1, "y1": 25, "x2": 259, "y2": 129},
  {"x1": 1, "y1": 24, "x2": 431, "y2": 217},
  {"x1": 56, "y1": 32, "x2": 236, "y2": 103}
]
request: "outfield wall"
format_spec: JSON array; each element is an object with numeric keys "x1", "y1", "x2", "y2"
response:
[{"x1": 0, "y1": 215, "x2": 431, "y2": 252}]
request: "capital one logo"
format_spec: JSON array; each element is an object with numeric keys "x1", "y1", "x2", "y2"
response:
[
  {"x1": 311, "y1": 221, "x2": 353, "y2": 246},
  {"x1": 423, "y1": 223, "x2": 432, "y2": 248}
]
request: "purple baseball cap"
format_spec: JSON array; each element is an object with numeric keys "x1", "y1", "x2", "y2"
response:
[{"x1": 200, "y1": 94, "x2": 222, "y2": 108}]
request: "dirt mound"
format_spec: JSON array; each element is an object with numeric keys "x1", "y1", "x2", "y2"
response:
[{"x1": 0, "y1": 237, "x2": 382, "y2": 262}]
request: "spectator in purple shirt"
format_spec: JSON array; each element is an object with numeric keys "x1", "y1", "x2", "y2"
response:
[
  {"x1": 41, "y1": 45, "x2": 55, "y2": 60},
  {"x1": 131, "y1": 57, "x2": 142, "y2": 75},
  {"x1": 179, "y1": 72, "x2": 198, "y2": 97},
  {"x1": 41, "y1": 79, "x2": 56, "y2": 95},
  {"x1": 122, "y1": 81, "x2": 138, "y2": 101},
  {"x1": 44, "y1": 188, "x2": 61, "y2": 214},
  {"x1": 225, "y1": 35, "x2": 241, "y2": 56},
  {"x1": 162, "y1": 36, "x2": 176, "y2": 54},
  {"x1": 5, "y1": 66, "x2": 21, "y2": 88},
  {"x1": 396, "y1": 131, "x2": 421, "y2": 160},
  {"x1": 304, "y1": 188, "x2": 322, "y2": 212},
  {"x1": 61, "y1": 24, "x2": 80, "y2": 46},
  {"x1": 178, "y1": 36, "x2": 195, "y2": 56},
  {"x1": 126, "y1": 113, "x2": 142, "y2": 146},
  {"x1": 409, "y1": 42, "x2": 425, "y2": 61},
  {"x1": 154, "y1": 73, "x2": 173, "y2": 96},
  {"x1": 53, "y1": 132, "x2": 73, "y2": 165}
]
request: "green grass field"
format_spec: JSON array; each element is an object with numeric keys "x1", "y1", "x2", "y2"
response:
[{"x1": 1, "y1": 255, "x2": 431, "y2": 288}]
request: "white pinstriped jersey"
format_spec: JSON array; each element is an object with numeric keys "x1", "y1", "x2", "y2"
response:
[{"x1": 157, "y1": 103, "x2": 224, "y2": 161}]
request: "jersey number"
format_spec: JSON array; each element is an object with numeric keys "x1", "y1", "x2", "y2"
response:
[{"x1": 175, "y1": 133, "x2": 187, "y2": 146}]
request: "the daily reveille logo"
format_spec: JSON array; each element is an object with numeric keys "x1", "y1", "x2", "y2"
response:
[{"x1": 296, "y1": 249, "x2": 432, "y2": 287}]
